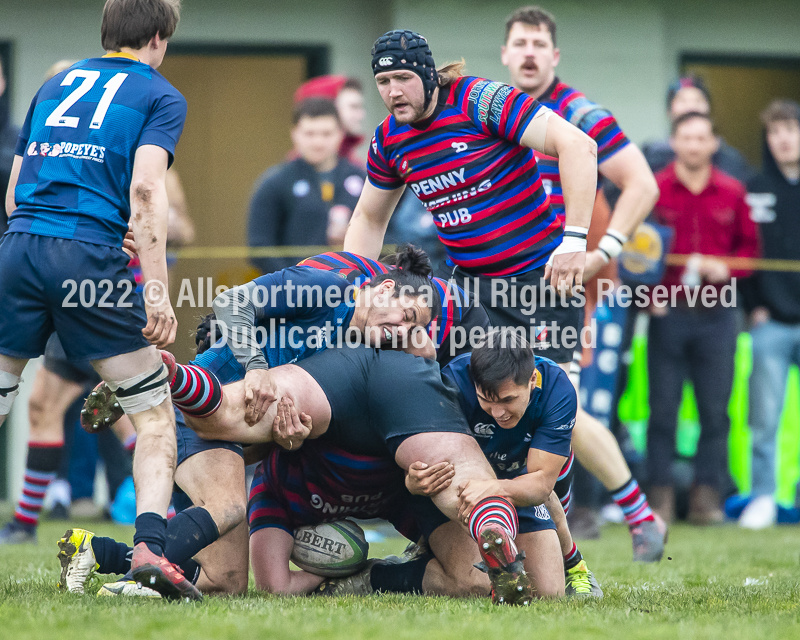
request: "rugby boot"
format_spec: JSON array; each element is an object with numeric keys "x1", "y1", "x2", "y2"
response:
[
  {"x1": 0, "y1": 520, "x2": 37, "y2": 545},
  {"x1": 313, "y1": 557, "x2": 403, "y2": 596},
  {"x1": 98, "y1": 578, "x2": 161, "y2": 598},
  {"x1": 631, "y1": 513, "x2": 668, "y2": 563},
  {"x1": 57, "y1": 528, "x2": 98, "y2": 593},
  {"x1": 474, "y1": 523, "x2": 533, "y2": 606},
  {"x1": 130, "y1": 542, "x2": 203, "y2": 601},
  {"x1": 80, "y1": 383, "x2": 123, "y2": 433},
  {"x1": 564, "y1": 560, "x2": 603, "y2": 598}
]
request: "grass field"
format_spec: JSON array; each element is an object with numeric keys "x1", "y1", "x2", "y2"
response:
[{"x1": 1, "y1": 513, "x2": 799, "y2": 640}]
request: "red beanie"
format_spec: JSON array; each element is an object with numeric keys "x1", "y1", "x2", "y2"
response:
[{"x1": 294, "y1": 75, "x2": 348, "y2": 104}]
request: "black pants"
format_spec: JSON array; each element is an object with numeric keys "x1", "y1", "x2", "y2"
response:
[{"x1": 646, "y1": 305, "x2": 737, "y2": 489}]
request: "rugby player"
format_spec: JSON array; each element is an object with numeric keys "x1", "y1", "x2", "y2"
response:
[
  {"x1": 59, "y1": 247, "x2": 441, "y2": 597},
  {"x1": 501, "y1": 6, "x2": 664, "y2": 560},
  {"x1": 312, "y1": 329, "x2": 600, "y2": 598},
  {"x1": 0, "y1": 0, "x2": 200, "y2": 599}
]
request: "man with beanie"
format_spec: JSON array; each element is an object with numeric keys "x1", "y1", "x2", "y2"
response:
[{"x1": 739, "y1": 100, "x2": 800, "y2": 529}]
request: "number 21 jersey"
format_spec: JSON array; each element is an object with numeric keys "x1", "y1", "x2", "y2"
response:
[{"x1": 10, "y1": 54, "x2": 186, "y2": 247}]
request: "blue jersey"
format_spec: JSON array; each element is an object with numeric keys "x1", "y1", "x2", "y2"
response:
[
  {"x1": 10, "y1": 55, "x2": 186, "y2": 246},
  {"x1": 246, "y1": 266, "x2": 356, "y2": 367},
  {"x1": 442, "y1": 353, "x2": 576, "y2": 479}
]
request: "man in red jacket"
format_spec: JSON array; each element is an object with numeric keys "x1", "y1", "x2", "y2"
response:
[{"x1": 647, "y1": 112, "x2": 760, "y2": 524}]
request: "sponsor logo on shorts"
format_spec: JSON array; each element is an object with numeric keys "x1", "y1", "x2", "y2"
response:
[{"x1": 534, "y1": 505, "x2": 550, "y2": 520}]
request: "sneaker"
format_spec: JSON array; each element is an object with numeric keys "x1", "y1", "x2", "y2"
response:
[
  {"x1": 0, "y1": 520, "x2": 37, "y2": 545},
  {"x1": 739, "y1": 495, "x2": 777, "y2": 530},
  {"x1": 130, "y1": 542, "x2": 203, "y2": 601},
  {"x1": 474, "y1": 524, "x2": 533, "y2": 606},
  {"x1": 98, "y1": 579, "x2": 162, "y2": 598},
  {"x1": 57, "y1": 528, "x2": 98, "y2": 593},
  {"x1": 80, "y1": 382, "x2": 124, "y2": 433},
  {"x1": 631, "y1": 514, "x2": 667, "y2": 563},
  {"x1": 565, "y1": 560, "x2": 603, "y2": 598}
]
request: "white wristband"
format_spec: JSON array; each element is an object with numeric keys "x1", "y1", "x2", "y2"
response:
[
  {"x1": 597, "y1": 231, "x2": 627, "y2": 261},
  {"x1": 553, "y1": 235, "x2": 587, "y2": 256}
]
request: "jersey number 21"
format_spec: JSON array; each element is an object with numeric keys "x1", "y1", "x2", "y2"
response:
[{"x1": 45, "y1": 70, "x2": 128, "y2": 130}]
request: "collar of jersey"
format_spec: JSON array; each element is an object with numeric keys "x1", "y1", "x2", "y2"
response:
[{"x1": 103, "y1": 52, "x2": 140, "y2": 62}]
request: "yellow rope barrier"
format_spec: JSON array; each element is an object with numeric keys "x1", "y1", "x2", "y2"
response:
[{"x1": 172, "y1": 245, "x2": 800, "y2": 273}]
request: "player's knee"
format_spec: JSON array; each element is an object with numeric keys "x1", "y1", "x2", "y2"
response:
[
  {"x1": 27, "y1": 391, "x2": 47, "y2": 428},
  {"x1": 535, "y1": 575, "x2": 565, "y2": 599},
  {"x1": 0, "y1": 371, "x2": 21, "y2": 417},
  {"x1": 108, "y1": 362, "x2": 170, "y2": 416},
  {"x1": 450, "y1": 567, "x2": 490, "y2": 597}
]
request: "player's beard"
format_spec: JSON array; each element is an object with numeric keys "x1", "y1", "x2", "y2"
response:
[{"x1": 393, "y1": 101, "x2": 426, "y2": 125}]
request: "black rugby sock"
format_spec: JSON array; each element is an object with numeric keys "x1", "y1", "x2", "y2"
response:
[
  {"x1": 133, "y1": 512, "x2": 167, "y2": 557},
  {"x1": 92, "y1": 536, "x2": 133, "y2": 575},
  {"x1": 164, "y1": 507, "x2": 220, "y2": 567},
  {"x1": 370, "y1": 555, "x2": 432, "y2": 594}
]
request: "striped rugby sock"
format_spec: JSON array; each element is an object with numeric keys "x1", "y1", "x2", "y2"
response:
[
  {"x1": 14, "y1": 442, "x2": 63, "y2": 528},
  {"x1": 612, "y1": 478, "x2": 655, "y2": 527},
  {"x1": 170, "y1": 363, "x2": 223, "y2": 417},
  {"x1": 468, "y1": 496, "x2": 519, "y2": 542},
  {"x1": 555, "y1": 450, "x2": 575, "y2": 516},
  {"x1": 564, "y1": 542, "x2": 583, "y2": 570}
]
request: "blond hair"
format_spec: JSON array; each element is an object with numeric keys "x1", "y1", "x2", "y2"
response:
[{"x1": 437, "y1": 59, "x2": 466, "y2": 87}]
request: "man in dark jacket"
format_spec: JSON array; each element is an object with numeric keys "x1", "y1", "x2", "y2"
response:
[
  {"x1": 0, "y1": 58, "x2": 20, "y2": 235},
  {"x1": 738, "y1": 100, "x2": 800, "y2": 530},
  {"x1": 247, "y1": 98, "x2": 365, "y2": 273}
]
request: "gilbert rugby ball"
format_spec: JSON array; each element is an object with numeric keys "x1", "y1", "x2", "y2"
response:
[{"x1": 291, "y1": 520, "x2": 369, "y2": 577}]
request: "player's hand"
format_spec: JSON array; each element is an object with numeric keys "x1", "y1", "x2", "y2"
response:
[
  {"x1": 582, "y1": 249, "x2": 608, "y2": 282},
  {"x1": 405, "y1": 461, "x2": 455, "y2": 496},
  {"x1": 122, "y1": 229, "x2": 138, "y2": 259},
  {"x1": 244, "y1": 368, "x2": 278, "y2": 426},
  {"x1": 456, "y1": 478, "x2": 506, "y2": 523},
  {"x1": 272, "y1": 397, "x2": 312, "y2": 450},
  {"x1": 699, "y1": 256, "x2": 730, "y2": 283},
  {"x1": 142, "y1": 289, "x2": 177, "y2": 348},
  {"x1": 545, "y1": 250, "x2": 585, "y2": 297}
]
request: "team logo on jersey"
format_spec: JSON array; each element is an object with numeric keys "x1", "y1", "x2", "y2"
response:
[
  {"x1": 556, "y1": 416, "x2": 576, "y2": 431},
  {"x1": 399, "y1": 158, "x2": 411, "y2": 177},
  {"x1": 293, "y1": 180, "x2": 311, "y2": 197},
  {"x1": 378, "y1": 56, "x2": 395, "y2": 67},
  {"x1": 472, "y1": 423, "x2": 495, "y2": 437},
  {"x1": 532, "y1": 326, "x2": 550, "y2": 350},
  {"x1": 451, "y1": 141, "x2": 468, "y2": 153}
]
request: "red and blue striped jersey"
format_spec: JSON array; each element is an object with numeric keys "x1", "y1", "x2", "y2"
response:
[
  {"x1": 534, "y1": 79, "x2": 630, "y2": 221},
  {"x1": 296, "y1": 251, "x2": 467, "y2": 351},
  {"x1": 367, "y1": 76, "x2": 561, "y2": 277}
]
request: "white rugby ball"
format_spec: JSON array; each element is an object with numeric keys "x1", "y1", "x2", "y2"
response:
[{"x1": 291, "y1": 520, "x2": 369, "y2": 577}]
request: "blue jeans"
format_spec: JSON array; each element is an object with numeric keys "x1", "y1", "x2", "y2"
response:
[{"x1": 748, "y1": 319, "x2": 800, "y2": 497}]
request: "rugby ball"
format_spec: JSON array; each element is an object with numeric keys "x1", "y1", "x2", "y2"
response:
[{"x1": 291, "y1": 520, "x2": 369, "y2": 577}]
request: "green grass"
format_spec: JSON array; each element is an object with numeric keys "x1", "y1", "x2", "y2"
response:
[{"x1": 1, "y1": 513, "x2": 799, "y2": 639}]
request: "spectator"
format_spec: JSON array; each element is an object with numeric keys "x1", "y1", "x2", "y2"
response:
[
  {"x1": 0, "y1": 57, "x2": 20, "y2": 235},
  {"x1": 738, "y1": 100, "x2": 800, "y2": 529},
  {"x1": 646, "y1": 112, "x2": 760, "y2": 525},
  {"x1": 294, "y1": 75, "x2": 367, "y2": 164},
  {"x1": 643, "y1": 76, "x2": 755, "y2": 183},
  {"x1": 247, "y1": 98, "x2": 365, "y2": 273}
]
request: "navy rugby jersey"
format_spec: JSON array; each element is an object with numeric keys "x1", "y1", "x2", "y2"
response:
[
  {"x1": 296, "y1": 251, "x2": 468, "y2": 350},
  {"x1": 534, "y1": 79, "x2": 629, "y2": 221},
  {"x1": 442, "y1": 352, "x2": 576, "y2": 479},
  {"x1": 10, "y1": 54, "x2": 186, "y2": 246},
  {"x1": 367, "y1": 76, "x2": 560, "y2": 277}
]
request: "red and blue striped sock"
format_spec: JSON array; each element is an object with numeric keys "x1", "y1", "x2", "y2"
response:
[
  {"x1": 564, "y1": 542, "x2": 583, "y2": 570},
  {"x1": 612, "y1": 478, "x2": 655, "y2": 527},
  {"x1": 170, "y1": 363, "x2": 223, "y2": 418},
  {"x1": 14, "y1": 441, "x2": 63, "y2": 528},
  {"x1": 468, "y1": 496, "x2": 519, "y2": 542}
]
